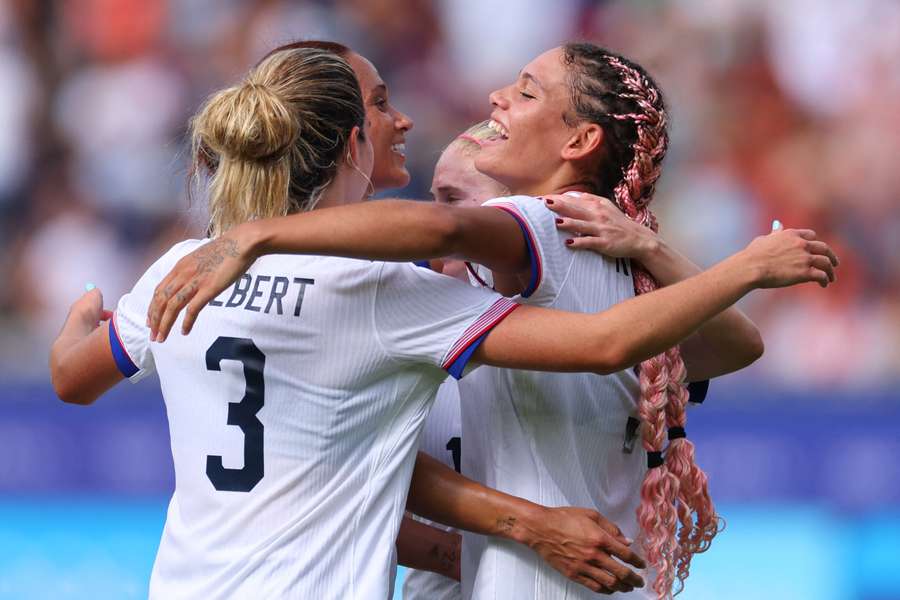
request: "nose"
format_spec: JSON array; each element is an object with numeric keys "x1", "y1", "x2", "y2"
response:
[
  {"x1": 489, "y1": 86, "x2": 510, "y2": 110},
  {"x1": 394, "y1": 107, "x2": 413, "y2": 132}
]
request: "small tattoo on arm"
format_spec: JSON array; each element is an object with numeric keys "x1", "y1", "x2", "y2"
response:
[
  {"x1": 497, "y1": 516, "x2": 517, "y2": 535},
  {"x1": 194, "y1": 238, "x2": 241, "y2": 275}
]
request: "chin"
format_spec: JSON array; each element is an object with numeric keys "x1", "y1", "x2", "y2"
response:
[
  {"x1": 386, "y1": 170, "x2": 411, "y2": 190},
  {"x1": 371, "y1": 161, "x2": 410, "y2": 192}
]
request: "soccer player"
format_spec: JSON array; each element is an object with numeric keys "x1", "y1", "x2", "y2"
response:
[
  {"x1": 400, "y1": 123, "x2": 510, "y2": 600},
  {"x1": 148, "y1": 43, "x2": 839, "y2": 600}
]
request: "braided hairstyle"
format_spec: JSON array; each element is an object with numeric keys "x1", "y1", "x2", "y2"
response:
[{"x1": 562, "y1": 42, "x2": 720, "y2": 598}]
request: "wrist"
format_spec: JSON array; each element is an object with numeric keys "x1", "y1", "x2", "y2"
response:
[
  {"x1": 497, "y1": 500, "x2": 546, "y2": 548},
  {"x1": 718, "y1": 251, "x2": 761, "y2": 293},
  {"x1": 239, "y1": 221, "x2": 268, "y2": 260},
  {"x1": 636, "y1": 231, "x2": 663, "y2": 263}
]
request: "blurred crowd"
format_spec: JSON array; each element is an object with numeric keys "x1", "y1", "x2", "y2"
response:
[{"x1": 1, "y1": 0, "x2": 898, "y2": 387}]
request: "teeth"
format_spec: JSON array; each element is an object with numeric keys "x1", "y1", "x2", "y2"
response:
[
  {"x1": 488, "y1": 119, "x2": 509, "y2": 139},
  {"x1": 391, "y1": 143, "x2": 406, "y2": 154}
]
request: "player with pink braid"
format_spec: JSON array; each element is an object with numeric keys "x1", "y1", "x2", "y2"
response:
[{"x1": 551, "y1": 47, "x2": 716, "y2": 597}]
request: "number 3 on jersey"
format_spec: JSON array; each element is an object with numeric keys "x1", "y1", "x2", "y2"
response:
[{"x1": 205, "y1": 337, "x2": 266, "y2": 492}]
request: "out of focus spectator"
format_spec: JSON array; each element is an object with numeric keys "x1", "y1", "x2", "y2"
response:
[{"x1": 0, "y1": 0, "x2": 897, "y2": 387}]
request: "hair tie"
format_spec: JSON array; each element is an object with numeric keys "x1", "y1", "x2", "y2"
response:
[
  {"x1": 647, "y1": 451, "x2": 664, "y2": 469},
  {"x1": 667, "y1": 426, "x2": 686, "y2": 440}
]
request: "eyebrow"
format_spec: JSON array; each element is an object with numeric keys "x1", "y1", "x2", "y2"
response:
[
  {"x1": 519, "y1": 71, "x2": 543, "y2": 89},
  {"x1": 368, "y1": 84, "x2": 387, "y2": 99},
  {"x1": 433, "y1": 185, "x2": 464, "y2": 196}
]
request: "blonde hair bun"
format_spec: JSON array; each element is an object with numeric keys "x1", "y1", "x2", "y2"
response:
[{"x1": 197, "y1": 81, "x2": 298, "y2": 163}]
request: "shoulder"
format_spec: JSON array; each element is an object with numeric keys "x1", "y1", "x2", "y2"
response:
[{"x1": 481, "y1": 194, "x2": 547, "y2": 215}]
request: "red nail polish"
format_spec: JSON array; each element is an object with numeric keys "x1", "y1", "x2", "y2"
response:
[
  {"x1": 545, "y1": 198, "x2": 554, "y2": 205},
  {"x1": 565, "y1": 239, "x2": 574, "y2": 245},
  {"x1": 555, "y1": 218, "x2": 563, "y2": 225}
]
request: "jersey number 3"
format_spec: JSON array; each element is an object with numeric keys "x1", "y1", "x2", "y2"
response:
[{"x1": 205, "y1": 336, "x2": 266, "y2": 492}]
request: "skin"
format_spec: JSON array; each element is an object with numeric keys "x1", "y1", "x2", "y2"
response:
[
  {"x1": 430, "y1": 140, "x2": 508, "y2": 280},
  {"x1": 476, "y1": 47, "x2": 605, "y2": 196},
  {"x1": 344, "y1": 52, "x2": 414, "y2": 191}
]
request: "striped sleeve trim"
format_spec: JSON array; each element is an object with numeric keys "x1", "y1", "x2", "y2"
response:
[
  {"x1": 109, "y1": 312, "x2": 140, "y2": 378},
  {"x1": 442, "y1": 298, "x2": 519, "y2": 379},
  {"x1": 489, "y1": 203, "x2": 542, "y2": 298}
]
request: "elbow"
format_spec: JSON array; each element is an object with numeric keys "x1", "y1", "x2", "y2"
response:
[
  {"x1": 589, "y1": 339, "x2": 634, "y2": 376},
  {"x1": 53, "y1": 378, "x2": 93, "y2": 406},
  {"x1": 741, "y1": 327, "x2": 765, "y2": 367},
  {"x1": 50, "y1": 363, "x2": 94, "y2": 406}
]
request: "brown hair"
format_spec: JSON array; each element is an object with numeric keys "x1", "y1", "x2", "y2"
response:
[{"x1": 190, "y1": 46, "x2": 365, "y2": 237}]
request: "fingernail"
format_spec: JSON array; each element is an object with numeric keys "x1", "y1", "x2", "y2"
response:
[
  {"x1": 555, "y1": 218, "x2": 563, "y2": 225},
  {"x1": 85, "y1": 282, "x2": 96, "y2": 292},
  {"x1": 565, "y1": 239, "x2": 574, "y2": 245},
  {"x1": 771, "y1": 219, "x2": 783, "y2": 231},
  {"x1": 545, "y1": 198, "x2": 554, "y2": 205},
  {"x1": 624, "y1": 537, "x2": 634, "y2": 545}
]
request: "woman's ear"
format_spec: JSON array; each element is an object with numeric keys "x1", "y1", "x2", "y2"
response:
[
  {"x1": 561, "y1": 123, "x2": 604, "y2": 162},
  {"x1": 346, "y1": 125, "x2": 362, "y2": 165}
]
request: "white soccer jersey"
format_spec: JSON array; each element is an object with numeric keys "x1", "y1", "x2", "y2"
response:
[
  {"x1": 402, "y1": 378, "x2": 463, "y2": 600},
  {"x1": 458, "y1": 196, "x2": 652, "y2": 600},
  {"x1": 108, "y1": 240, "x2": 518, "y2": 600}
]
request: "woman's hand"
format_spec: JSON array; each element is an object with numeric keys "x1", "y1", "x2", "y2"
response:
[
  {"x1": 518, "y1": 506, "x2": 646, "y2": 595},
  {"x1": 148, "y1": 224, "x2": 260, "y2": 341},
  {"x1": 543, "y1": 193, "x2": 659, "y2": 260},
  {"x1": 67, "y1": 288, "x2": 114, "y2": 333},
  {"x1": 740, "y1": 229, "x2": 839, "y2": 288}
]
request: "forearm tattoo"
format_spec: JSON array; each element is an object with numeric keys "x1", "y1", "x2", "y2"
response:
[
  {"x1": 195, "y1": 237, "x2": 241, "y2": 274},
  {"x1": 496, "y1": 516, "x2": 517, "y2": 535}
]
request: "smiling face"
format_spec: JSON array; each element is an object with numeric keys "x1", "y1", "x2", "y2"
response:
[
  {"x1": 475, "y1": 47, "x2": 589, "y2": 196},
  {"x1": 345, "y1": 52, "x2": 414, "y2": 192}
]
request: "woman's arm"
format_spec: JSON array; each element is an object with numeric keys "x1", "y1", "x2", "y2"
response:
[
  {"x1": 396, "y1": 514, "x2": 462, "y2": 582},
  {"x1": 147, "y1": 200, "x2": 532, "y2": 340},
  {"x1": 50, "y1": 289, "x2": 124, "y2": 405},
  {"x1": 471, "y1": 229, "x2": 836, "y2": 374},
  {"x1": 545, "y1": 193, "x2": 836, "y2": 380},
  {"x1": 407, "y1": 452, "x2": 645, "y2": 595}
]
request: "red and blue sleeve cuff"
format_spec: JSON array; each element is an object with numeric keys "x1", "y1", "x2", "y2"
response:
[
  {"x1": 490, "y1": 204, "x2": 542, "y2": 298},
  {"x1": 442, "y1": 298, "x2": 519, "y2": 379},
  {"x1": 109, "y1": 313, "x2": 140, "y2": 378}
]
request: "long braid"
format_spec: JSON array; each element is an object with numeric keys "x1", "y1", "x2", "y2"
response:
[{"x1": 563, "y1": 43, "x2": 717, "y2": 599}]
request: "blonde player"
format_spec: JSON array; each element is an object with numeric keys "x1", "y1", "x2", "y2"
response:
[{"x1": 400, "y1": 123, "x2": 510, "y2": 600}]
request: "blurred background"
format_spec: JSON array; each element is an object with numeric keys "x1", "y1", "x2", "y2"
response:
[{"x1": 1, "y1": 0, "x2": 899, "y2": 598}]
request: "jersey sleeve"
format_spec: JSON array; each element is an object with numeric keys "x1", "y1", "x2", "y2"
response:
[
  {"x1": 109, "y1": 239, "x2": 203, "y2": 383},
  {"x1": 478, "y1": 195, "x2": 575, "y2": 306},
  {"x1": 373, "y1": 262, "x2": 519, "y2": 379}
]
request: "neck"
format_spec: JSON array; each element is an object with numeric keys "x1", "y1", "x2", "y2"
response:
[
  {"x1": 315, "y1": 165, "x2": 367, "y2": 210},
  {"x1": 513, "y1": 167, "x2": 594, "y2": 197}
]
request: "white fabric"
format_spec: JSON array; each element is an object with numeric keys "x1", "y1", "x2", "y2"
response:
[
  {"x1": 459, "y1": 196, "x2": 651, "y2": 600},
  {"x1": 113, "y1": 239, "x2": 515, "y2": 600},
  {"x1": 402, "y1": 378, "x2": 463, "y2": 600}
]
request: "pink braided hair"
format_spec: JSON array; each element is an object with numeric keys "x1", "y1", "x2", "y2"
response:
[{"x1": 602, "y1": 54, "x2": 720, "y2": 598}]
